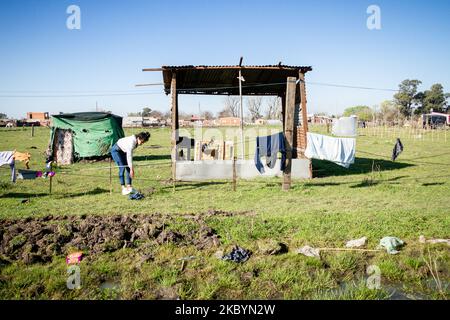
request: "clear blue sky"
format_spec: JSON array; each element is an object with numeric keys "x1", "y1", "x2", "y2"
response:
[{"x1": 0, "y1": 0, "x2": 449, "y2": 118}]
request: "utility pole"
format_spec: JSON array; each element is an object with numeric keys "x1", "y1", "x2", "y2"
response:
[{"x1": 238, "y1": 57, "x2": 245, "y2": 160}]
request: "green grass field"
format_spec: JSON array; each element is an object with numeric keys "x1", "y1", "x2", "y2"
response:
[{"x1": 0, "y1": 126, "x2": 449, "y2": 300}]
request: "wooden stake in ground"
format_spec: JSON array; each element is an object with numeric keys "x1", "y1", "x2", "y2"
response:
[
  {"x1": 31, "y1": 124, "x2": 34, "y2": 137},
  {"x1": 109, "y1": 157, "x2": 112, "y2": 195},
  {"x1": 232, "y1": 156, "x2": 237, "y2": 191}
]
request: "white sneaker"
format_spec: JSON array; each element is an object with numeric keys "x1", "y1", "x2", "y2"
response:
[{"x1": 121, "y1": 187, "x2": 132, "y2": 195}]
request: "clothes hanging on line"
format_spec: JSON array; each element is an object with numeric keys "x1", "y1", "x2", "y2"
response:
[
  {"x1": 391, "y1": 138, "x2": 403, "y2": 161},
  {"x1": 305, "y1": 132, "x2": 356, "y2": 168},
  {"x1": 0, "y1": 151, "x2": 16, "y2": 182},
  {"x1": 254, "y1": 132, "x2": 286, "y2": 174}
]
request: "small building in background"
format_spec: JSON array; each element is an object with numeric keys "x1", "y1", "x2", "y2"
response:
[
  {"x1": 123, "y1": 116, "x2": 144, "y2": 127},
  {"x1": 24, "y1": 112, "x2": 50, "y2": 126},
  {"x1": 255, "y1": 118, "x2": 266, "y2": 125},
  {"x1": 217, "y1": 117, "x2": 241, "y2": 126}
]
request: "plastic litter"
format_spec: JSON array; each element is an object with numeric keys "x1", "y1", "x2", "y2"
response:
[
  {"x1": 66, "y1": 252, "x2": 83, "y2": 264},
  {"x1": 378, "y1": 236, "x2": 404, "y2": 254},
  {"x1": 296, "y1": 245, "x2": 321, "y2": 258},
  {"x1": 419, "y1": 235, "x2": 450, "y2": 246},
  {"x1": 129, "y1": 192, "x2": 145, "y2": 200},
  {"x1": 345, "y1": 236, "x2": 367, "y2": 248},
  {"x1": 221, "y1": 246, "x2": 251, "y2": 263}
]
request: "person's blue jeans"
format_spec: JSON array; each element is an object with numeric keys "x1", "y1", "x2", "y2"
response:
[{"x1": 110, "y1": 143, "x2": 132, "y2": 186}]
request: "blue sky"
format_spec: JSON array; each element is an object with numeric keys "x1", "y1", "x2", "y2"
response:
[{"x1": 0, "y1": 0, "x2": 449, "y2": 118}]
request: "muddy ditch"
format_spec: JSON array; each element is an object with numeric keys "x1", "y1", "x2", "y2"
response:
[{"x1": 0, "y1": 209, "x2": 247, "y2": 265}]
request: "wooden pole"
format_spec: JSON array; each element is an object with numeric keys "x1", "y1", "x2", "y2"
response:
[
  {"x1": 49, "y1": 163, "x2": 53, "y2": 195},
  {"x1": 232, "y1": 156, "x2": 237, "y2": 191},
  {"x1": 109, "y1": 157, "x2": 112, "y2": 195},
  {"x1": 298, "y1": 72, "x2": 311, "y2": 178},
  {"x1": 282, "y1": 77, "x2": 296, "y2": 191},
  {"x1": 171, "y1": 72, "x2": 178, "y2": 191},
  {"x1": 31, "y1": 124, "x2": 34, "y2": 137}
]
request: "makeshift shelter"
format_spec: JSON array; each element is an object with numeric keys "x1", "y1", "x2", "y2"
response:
[
  {"x1": 48, "y1": 112, "x2": 125, "y2": 165},
  {"x1": 143, "y1": 64, "x2": 313, "y2": 189}
]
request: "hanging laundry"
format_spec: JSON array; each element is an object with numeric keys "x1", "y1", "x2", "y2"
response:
[
  {"x1": 305, "y1": 132, "x2": 356, "y2": 168},
  {"x1": 254, "y1": 132, "x2": 286, "y2": 174},
  {"x1": 331, "y1": 116, "x2": 357, "y2": 137},
  {"x1": 0, "y1": 151, "x2": 16, "y2": 182},
  {"x1": 221, "y1": 245, "x2": 251, "y2": 263},
  {"x1": 391, "y1": 138, "x2": 404, "y2": 161}
]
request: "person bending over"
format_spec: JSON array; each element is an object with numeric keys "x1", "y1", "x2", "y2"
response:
[{"x1": 111, "y1": 131, "x2": 150, "y2": 195}]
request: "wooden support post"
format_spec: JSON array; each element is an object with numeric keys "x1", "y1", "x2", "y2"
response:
[
  {"x1": 109, "y1": 157, "x2": 112, "y2": 195},
  {"x1": 232, "y1": 156, "x2": 237, "y2": 191},
  {"x1": 48, "y1": 163, "x2": 53, "y2": 195},
  {"x1": 282, "y1": 77, "x2": 296, "y2": 191},
  {"x1": 170, "y1": 72, "x2": 178, "y2": 191},
  {"x1": 298, "y1": 72, "x2": 311, "y2": 178},
  {"x1": 31, "y1": 124, "x2": 34, "y2": 137}
]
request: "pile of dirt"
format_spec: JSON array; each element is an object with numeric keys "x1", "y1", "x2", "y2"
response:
[{"x1": 0, "y1": 213, "x2": 222, "y2": 265}]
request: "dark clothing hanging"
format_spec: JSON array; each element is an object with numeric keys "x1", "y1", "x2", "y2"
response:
[
  {"x1": 254, "y1": 132, "x2": 286, "y2": 173},
  {"x1": 392, "y1": 138, "x2": 404, "y2": 161}
]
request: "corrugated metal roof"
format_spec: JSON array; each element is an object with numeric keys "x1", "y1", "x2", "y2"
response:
[{"x1": 155, "y1": 65, "x2": 312, "y2": 96}]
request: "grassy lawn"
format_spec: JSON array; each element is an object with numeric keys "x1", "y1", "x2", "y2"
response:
[{"x1": 0, "y1": 126, "x2": 449, "y2": 299}]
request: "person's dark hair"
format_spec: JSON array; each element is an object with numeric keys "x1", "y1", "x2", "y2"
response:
[{"x1": 136, "y1": 131, "x2": 151, "y2": 143}]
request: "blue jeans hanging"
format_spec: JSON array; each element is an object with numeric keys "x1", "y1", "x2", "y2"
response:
[{"x1": 110, "y1": 143, "x2": 132, "y2": 186}]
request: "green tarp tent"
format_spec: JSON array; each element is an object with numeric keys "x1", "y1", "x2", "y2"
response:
[{"x1": 48, "y1": 112, "x2": 125, "y2": 164}]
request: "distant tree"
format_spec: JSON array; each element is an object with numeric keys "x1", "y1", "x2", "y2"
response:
[
  {"x1": 127, "y1": 112, "x2": 142, "y2": 117},
  {"x1": 201, "y1": 111, "x2": 214, "y2": 120},
  {"x1": 142, "y1": 107, "x2": 152, "y2": 117},
  {"x1": 247, "y1": 97, "x2": 264, "y2": 122},
  {"x1": 217, "y1": 108, "x2": 232, "y2": 118},
  {"x1": 393, "y1": 79, "x2": 422, "y2": 117},
  {"x1": 265, "y1": 97, "x2": 281, "y2": 120},
  {"x1": 149, "y1": 110, "x2": 163, "y2": 118},
  {"x1": 343, "y1": 105, "x2": 373, "y2": 122},
  {"x1": 0, "y1": 113, "x2": 7, "y2": 119},
  {"x1": 421, "y1": 84, "x2": 448, "y2": 113},
  {"x1": 223, "y1": 96, "x2": 240, "y2": 117},
  {"x1": 378, "y1": 100, "x2": 402, "y2": 123}
]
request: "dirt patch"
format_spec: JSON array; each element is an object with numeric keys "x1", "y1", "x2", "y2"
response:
[{"x1": 0, "y1": 213, "x2": 224, "y2": 265}]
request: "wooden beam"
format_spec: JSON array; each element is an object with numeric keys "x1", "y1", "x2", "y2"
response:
[
  {"x1": 142, "y1": 68, "x2": 164, "y2": 72},
  {"x1": 299, "y1": 71, "x2": 312, "y2": 179},
  {"x1": 171, "y1": 72, "x2": 178, "y2": 184},
  {"x1": 282, "y1": 77, "x2": 296, "y2": 191}
]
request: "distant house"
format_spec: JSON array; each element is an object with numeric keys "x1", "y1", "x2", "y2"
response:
[
  {"x1": 255, "y1": 119, "x2": 266, "y2": 125},
  {"x1": 308, "y1": 114, "x2": 333, "y2": 125},
  {"x1": 123, "y1": 116, "x2": 143, "y2": 127},
  {"x1": 25, "y1": 112, "x2": 50, "y2": 126},
  {"x1": 143, "y1": 116, "x2": 161, "y2": 127},
  {"x1": 217, "y1": 117, "x2": 241, "y2": 126}
]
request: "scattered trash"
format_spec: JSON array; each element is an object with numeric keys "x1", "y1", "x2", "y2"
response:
[
  {"x1": 214, "y1": 250, "x2": 224, "y2": 260},
  {"x1": 392, "y1": 138, "x2": 404, "y2": 161},
  {"x1": 379, "y1": 236, "x2": 405, "y2": 254},
  {"x1": 66, "y1": 252, "x2": 83, "y2": 264},
  {"x1": 257, "y1": 239, "x2": 288, "y2": 255},
  {"x1": 177, "y1": 255, "x2": 196, "y2": 261},
  {"x1": 296, "y1": 245, "x2": 321, "y2": 258},
  {"x1": 129, "y1": 192, "x2": 145, "y2": 200},
  {"x1": 345, "y1": 236, "x2": 367, "y2": 248},
  {"x1": 222, "y1": 245, "x2": 251, "y2": 263},
  {"x1": 419, "y1": 235, "x2": 450, "y2": 246}
]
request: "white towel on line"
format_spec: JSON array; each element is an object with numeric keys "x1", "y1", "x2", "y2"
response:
[{"x1": 305, "y1": 132, "x2": 356, "y2": 168}]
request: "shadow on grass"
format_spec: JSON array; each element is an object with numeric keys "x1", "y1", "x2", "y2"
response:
[
  {"x1": 312, "y1": 157, "x2": 414, "y2": 178},
  {"x1": 134, "y1": 155, "x2": 171, "y2": 162},
  {"x1": 163, "y1": 181, "x2": 228, "y2": 191},
  {"x1": 0, "y1": 187, "x2": 109, "y2": 199}
]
